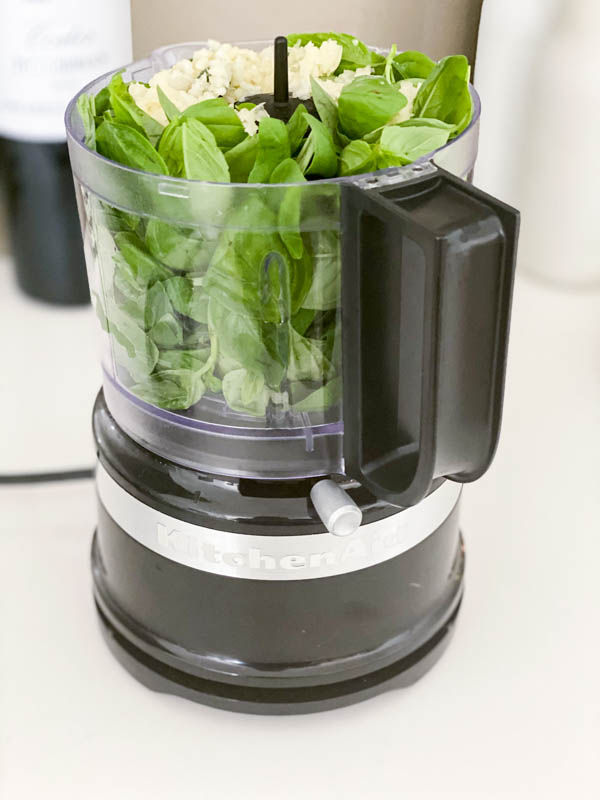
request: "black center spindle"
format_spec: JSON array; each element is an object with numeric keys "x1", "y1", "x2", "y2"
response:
[
  {"x1": 273, "y1": 36, "x2": 289, "y2": 111},
  {"x1": 244, "y1": 36, "x2": 318, "y2": 122}
]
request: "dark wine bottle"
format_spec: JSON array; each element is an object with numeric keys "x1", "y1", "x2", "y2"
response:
[
  {"x1": 0, "y1": 138, "x2": 90, "y2": 304},
  {"x1": 0, "y1": 0, "x2": 132, "y2": 305}
]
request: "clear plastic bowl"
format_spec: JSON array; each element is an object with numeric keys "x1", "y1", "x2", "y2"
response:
[{"x1": 66, "y1": 41, "x2": 481, "y2": 478}]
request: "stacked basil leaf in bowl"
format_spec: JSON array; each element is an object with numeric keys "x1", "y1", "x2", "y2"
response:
[{"x1": 70, "y1": 33, "x2": 474, "y2": 419}]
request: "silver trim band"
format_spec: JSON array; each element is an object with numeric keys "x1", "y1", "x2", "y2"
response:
[{"x1": 96, "y1": 464, "x2": 461, "y2": 581}]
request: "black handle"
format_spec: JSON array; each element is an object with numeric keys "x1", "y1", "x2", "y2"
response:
[{"x1": 341, "y1": 166, "x2": 519, "y2": 507}]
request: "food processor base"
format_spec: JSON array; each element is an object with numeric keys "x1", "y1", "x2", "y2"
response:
[
  {"x1": 89, "y1": 402, "x2": 466, "y2": 716},
  {"x1": 93, "y1": 583, "x2": 462, "y2": 716}
]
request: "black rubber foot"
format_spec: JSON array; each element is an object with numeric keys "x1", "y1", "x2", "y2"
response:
[{"x1": 95, "y1": 600, "x2": 461, "y2": 715}]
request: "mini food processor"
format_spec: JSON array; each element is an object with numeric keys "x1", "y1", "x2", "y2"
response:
[{"x1": 66, "y1": 40, "x2": 519, "y2": 713}]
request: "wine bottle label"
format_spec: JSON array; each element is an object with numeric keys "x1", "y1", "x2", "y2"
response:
[
  {"x1": 96, "y1": 463, "x2": 462, "y2": 581},
  {"x1": 0, "y1": 0, "x2": 132, "y2": 142}
]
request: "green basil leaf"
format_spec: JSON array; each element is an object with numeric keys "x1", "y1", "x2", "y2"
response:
[
  {"x1": 235, "y1": 281, "x2": 291, "y2": 387},
  {"x1": 149, "y1": 311, "x2": 184, "y2": 347},
  {"x1": 392, "y1": 50, "x2": 435, "y2": 80},
  {"x1": 132, "y1": 369, "x2": 205, "y2": 410},
  {"x1": 108, "y1": 72, "x2": 164, "y2": 146},
  {"x1": 222, "y1": 368, "x2": 269, "y2": 416},
  {"x1": 96, "y1": 120, "x2": 168, "y2": 174},
  {"x1": 336, "y1": 126, "x2": 352, "y2": 148},
  {"x1": 205, "y1": 197, "x2": 291, "y2": 322},
  {"x1": 77, "y1": 93, "x2": 96, "y2": 149},
  {"x1": 292, "y1": 376, "x2": 341, "y2": 411},
  {"x1": 100, "y1": 203, "x2": 141, "y2": 234},
  {"x1": 224, "y1": 134, "x2": 259, "y2": 182},
  {"x1": 94, "y1": 86, "x2": 111, "y2": 117},
  {"x1": 114, "y1": 231, "x2": 174, "y2": 286},
  {"x1": 145, "y1": 218, "x2": 213, "y2": 272},
  {"x1": 309, "y1": 78, "x2": 339, "y2": 138},
  {"x1": 338, "y1": 139, "x2": 376, "y2": 176},
  {"x1": 376, "y1": 121, "x2": 452, "y2": 166},
  {"x1": 286, "y1": 103, "x2": 310, "y2": 154},
  {"x1": 217, "y1": 351, "x2": 243, "y2": 375},
  {"x1": 288, "y1": 328, "x2": 331, "y2": 382},
  {"x1": 108, "y1": 307, "x2": 159, "y2": 381},
  {"x1": 302, "y1": 230, "x2": 340, "y2": 310},
  {"x1": 182, "y1": 327, "x2": 211, "y2": 349},
  {"x1": 156, "y1": 85, "x2": 181, "y2": 122},
  {"x1": 291, "y1": 308, "x2": 316, "y2": 336},
  {"x1": 113, "y1": 252, "x2": 142, "y2": 302},
  {"x1": 287, "y1": 32, "x2": 383, "y2": 73},
  {"x1": 384, "y1": 45, "x2": 398, "y2": 85},
  {"x1": 181, "y1": 119, "x2": 230, "y2": 181},
  {"x1": 114, "y1": 297, "x2": 146, "y2": 330},
  {"x1": 412, "y1": 54, "x2": 473, "y2": 136},
  {"x1": 204, "y1": 373, "x2": 222, "y2": 394},
  {"x1": 296, "y1": 115, "x2": 337, "y2": 178},
  {"x1": 157, "y1": 118, "x2": 185, "y2": 176},
  {"x1": 157, "y1": 349, "x2": 211, "y2": 371},
  {"x1": 164, "y1": 276, "x2": 209, "y2": 323},
  {"x1": 397, "y1": 117, "x2": 455, "y2": 131},
  {"x1": 361, "y1": 126, "x2": 385, "y2": 144},
  {"x1": 248, "y1": 117, "x2": 290, "y2": 183},
  {"x1": 290, "y1": 249, "x2": 314, "y2": 316},
  {"x1": 143, "y1": 281, "x2": 172, "y2": 330},
  {"x1": 181, "y1": 97, "x2": 246, "y2": 150},
  {"x1": 338, "y1": 75, "x2": 407, "y2": 139},
  {"x1": 269, "y1": 158, "x2": 306, "y2": 260},
  {"x1": 111, "y1": 261, "x2": 160, "y2": 331},
  {"x1": 210, "y1": 299, "x2": 285, "y2": 388},
  {"x1": 367, "y1": 117, "x2": 453, "y2": 151}
]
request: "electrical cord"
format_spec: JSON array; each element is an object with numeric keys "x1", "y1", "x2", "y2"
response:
[{"x1": 0, "y1": 468, "x2": 94, "y2": 485}]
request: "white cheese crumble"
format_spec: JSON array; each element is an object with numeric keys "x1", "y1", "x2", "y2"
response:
[
  {"x1": 315, "y1": 66, "x2": 373, "y2": 101},
  {"x1": 128, "y1": 39, "x2": 345, "y2": 131},
  {"x1": 236, "y1": 102, "x2": 269, "y2": 135},
  {"x1": 389, "y1": 78, "x2": 423, "y2": 123},
  {"x1": 286, "y1": 40, "x2": 343, "y2": 100}
]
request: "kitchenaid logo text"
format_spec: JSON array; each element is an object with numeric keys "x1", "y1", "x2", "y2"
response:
[
  {"x1": 96, "y1": 464, "x2": 461, "y2": 581},
  {"x1": 156, "y1": 522, "x2": 410, "y2": 573}
]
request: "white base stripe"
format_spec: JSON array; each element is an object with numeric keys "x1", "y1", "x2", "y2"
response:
[{"x1": 96, "y1": 465, "x2": 461, "y2": 581}]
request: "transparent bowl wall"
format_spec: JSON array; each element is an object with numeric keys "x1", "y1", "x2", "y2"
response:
[{"x1": 66, "y1": 41, "x2": 481, "y2": 478}]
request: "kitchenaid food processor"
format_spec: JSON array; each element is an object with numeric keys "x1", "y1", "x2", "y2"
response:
[{"x1": 66, "y1": 40, "x2": 519, "y2": 714}]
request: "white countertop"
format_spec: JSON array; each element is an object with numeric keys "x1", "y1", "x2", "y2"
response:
[
  {"x1": 0, "y1": 257, "x2": 98, "y2": 474},
  {"x1": 1, "y1": 271, "x2": 599, "y2": 799}
]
